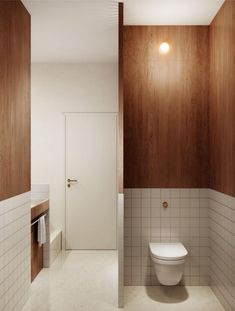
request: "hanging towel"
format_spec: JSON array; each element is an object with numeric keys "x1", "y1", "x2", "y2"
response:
[{"x1": 37, "y1": 215, "x2": 46, "y2": 246}]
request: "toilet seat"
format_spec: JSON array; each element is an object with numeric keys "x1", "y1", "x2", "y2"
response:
[
  {"x1": 149, "y1": 243, "x2": 188, "y2": 261},
  {"x1": 151, "y1": 257, "x2": 185, "y2": 265}
]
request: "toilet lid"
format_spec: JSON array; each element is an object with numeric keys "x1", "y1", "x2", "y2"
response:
[{"x1": 149, "y1": 243, "x2": 188, "y2": 260}]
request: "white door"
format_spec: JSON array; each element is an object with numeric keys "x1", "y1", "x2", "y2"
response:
[{"x1": 65, "y1": 113, "x2": 117, "y2": 249}]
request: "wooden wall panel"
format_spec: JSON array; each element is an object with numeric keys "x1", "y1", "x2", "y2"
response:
[
  {"x1": 209, "y1": 0, "x2": 235, "y2": 197},
  {"x1": 0, "y1": 1, "x2": 30, "y2": 200},
  {"x1": 31, "y1": 203, "x2": 48, "y2": 282},
  {"x1": 118, "y1": 3, "x2": 124, "y2": 193},
  {"x1": 124, "y1": 26, "x2": 209, "y2": 188},
  {"x1": 31, "y1": 224, "x2": 43, "y2": 282}
]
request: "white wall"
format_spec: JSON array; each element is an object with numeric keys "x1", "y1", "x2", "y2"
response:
[{"x1": 31, "y1": 63, "x2": 118, "y2": 247}]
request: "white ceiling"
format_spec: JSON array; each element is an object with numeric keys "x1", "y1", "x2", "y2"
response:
[
  {"x1": 124, "y1": 0, "x2": 225, "y2": 25},
  {"x1": 22, "y1": 0, "x2": 118, "y2": 63},
  {"x1": 22, "y1": 0, "x2": 225, "y2": 63}
]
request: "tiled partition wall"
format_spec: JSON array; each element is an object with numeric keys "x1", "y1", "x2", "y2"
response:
[
  {"x1": 118, "y1": 194, "x2": 124, "y2": 308},
  {"x1": 31, "y1": 184, "x2": 49, "y2": 201},
  {"x1": 0, "y1": 192, "x2": 31, "y2": 311},
  {"x1": 209, "y1": 190, "x2": 235, "y2": 311},
  {"x1": 124, "y1": 188, "x2": 210, "y2": 286}
]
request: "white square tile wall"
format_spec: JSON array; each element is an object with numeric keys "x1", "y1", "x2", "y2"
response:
[
  {"x1": 0, "y1": 192, "x2": 31, "y2": 311},
  {"x1": 209, "y1": 189, "x2": 235, "y2": 311},
  {"x1": 124, "y1": 188, "x2": 210, "y2": 286},
  {"x1": 123, "y1": 188, "x2": 235, "y2": 311},
  {"x1": 118, "y1": 194, "x2": 124, "y2": 308},
  {"x1": 31, "y1": 184, "x2": 49, "y2": 201}
]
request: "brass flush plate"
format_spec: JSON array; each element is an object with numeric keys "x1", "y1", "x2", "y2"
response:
[{"x1": 162, "y1": 201, "x2": 168, "y2": 208}]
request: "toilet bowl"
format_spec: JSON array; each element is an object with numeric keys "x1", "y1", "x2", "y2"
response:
[{"x1": 149, "y1": 242, "x2": 188, "y2": 286}]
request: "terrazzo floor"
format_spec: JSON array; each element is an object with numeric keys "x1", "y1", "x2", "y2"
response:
[{"x1": 22, "y1": 250, "x2": 224, "y2": 311}]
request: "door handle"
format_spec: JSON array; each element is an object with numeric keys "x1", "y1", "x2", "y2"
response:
[
  {"x1": 67, "y1": 179, "x2": 78, "y2": 187},
  {"x1": 67, "y1": 179, "x2": 78, "y2": 183}
]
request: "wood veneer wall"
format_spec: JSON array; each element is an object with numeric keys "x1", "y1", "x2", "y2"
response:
[
  {"x1": 124, "y1": 26, "x2": 209, "y2": 188},
  {"x1": 118, "y1": 3, "x2": 124, "y2": 193},
  {"x1": 0, "y1": 0, "x2": 30, "y2": 200},
  {"x1": 209, "y1": 0, "x2": 235, "y2": 197}
]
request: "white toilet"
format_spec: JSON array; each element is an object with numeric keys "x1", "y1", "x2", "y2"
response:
[{"x1": 149, "y1": 242, "x2": 188, "y2": 286}]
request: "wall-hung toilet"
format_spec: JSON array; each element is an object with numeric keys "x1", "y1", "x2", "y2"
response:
[{"x1": 149, "y1": 243, "x2": 188, "y2": 286}]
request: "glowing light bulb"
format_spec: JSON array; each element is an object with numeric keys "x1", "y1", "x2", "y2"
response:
[{"x1": 159, "y1": 42, "x2": 170, "y2": 54}]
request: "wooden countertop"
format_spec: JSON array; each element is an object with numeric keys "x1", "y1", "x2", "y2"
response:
[{"x1": 31, "y1": 199, "x2": 49, "y2": 221}]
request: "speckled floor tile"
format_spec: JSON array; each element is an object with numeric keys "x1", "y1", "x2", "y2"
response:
[{"x1": 22, "y1": 251, "x2": 224, "y2": 311}]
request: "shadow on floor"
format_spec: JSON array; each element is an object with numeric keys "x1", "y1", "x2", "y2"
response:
[{"x1": 145, "y1": 285, "x2": 189, "y2": 303}]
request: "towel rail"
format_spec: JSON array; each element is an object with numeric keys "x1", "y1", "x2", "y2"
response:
[{"x1": 31, "y1": 213, "x2": 47, "y2": 227}]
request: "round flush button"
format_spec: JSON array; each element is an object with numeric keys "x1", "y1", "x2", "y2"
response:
[{"x1": 162, "y1": 201, "x2": 168, "y2": 208}]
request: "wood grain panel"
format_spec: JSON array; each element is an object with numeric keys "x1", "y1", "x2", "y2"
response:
[
  {"x1": 209, "y1": 0, "x2": 235, "y2": 197},
  {"x1": 31, "y1": 202, "x2": 48, "y2": 282},
  {"x1": 124, "y1": 26, "x2": 209, "y2": 188},
  {"x1": 31, "y1": 200, "x2": 49, "y2": 221},
  {"x1": 118, "y1": 3, "x2": 124, "y2": 193},
  {"x1": 0, "y1": 0, "x2": 30, "y2": 200},
  {"x1": 31, "y1": 224, "x2": 43, "y2": 282}
]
